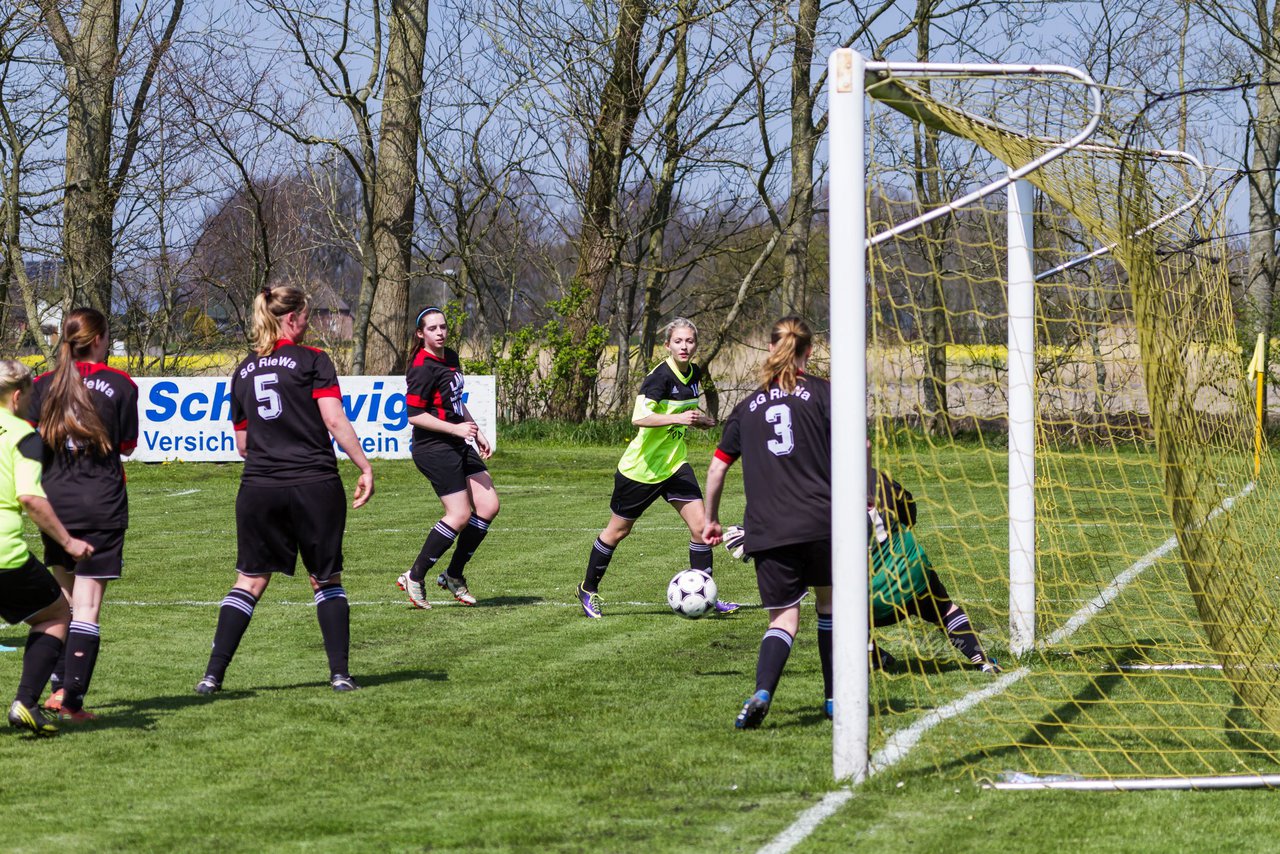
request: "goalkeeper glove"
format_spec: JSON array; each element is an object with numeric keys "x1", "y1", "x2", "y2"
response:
[{"x1": 723, "y1": 525, "x2": 750, "y2": 562}]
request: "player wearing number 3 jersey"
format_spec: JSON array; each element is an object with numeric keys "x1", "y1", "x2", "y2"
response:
[
  {"x1": 703, "y1": 316, "x2": 832, "y2": 729},
  {"x1": 195, "y1": 285, "x2": 374, "y2": 696}
]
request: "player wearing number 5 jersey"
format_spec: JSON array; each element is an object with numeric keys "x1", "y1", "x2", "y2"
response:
[
  {"x1": 395, "y1": 306, "x2": 499, "y2": 609},
  {"x1": 703, "y1": 316, "x2": 833, "y2": 728},
  {"x1": 195, "y1": 285, "x2": 374, "y2": 696}
]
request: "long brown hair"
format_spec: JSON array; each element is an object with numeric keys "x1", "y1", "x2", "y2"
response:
[
  {"x1": 759, "y1": 315, "x2": 812, "y2": 393},
  {"x1": 41, "y1": 307, "x2": 112, "y2": 456},
  {"x1": 252, "y1": 285, "x2": 309, "y2": 356}
]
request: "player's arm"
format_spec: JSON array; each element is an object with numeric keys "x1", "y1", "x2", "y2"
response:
[
  {"x1": 317, "y1": 396, "x2": 375, "y2": 509},
  {"x1": 407, "y1": 410, "x2": 479, "y2": 442},
  {"x1": 234, "y1": 429, "x2": 248, "y2": 458},
  {"x1": 459, "y1": 403, "x2": 491, "y2": 458},
  {"x1": 12, "y1": 434, "x2": 92, "y2": 560},
  {"x1": 631, "y1": 395, "x2": 703, "y2": 429},
  {"x1": 702, "y1": 454, "x2": 734, "y2": 545},
  {"x1": 20, "y1": 495, "x2": 94, "y2": 561}
]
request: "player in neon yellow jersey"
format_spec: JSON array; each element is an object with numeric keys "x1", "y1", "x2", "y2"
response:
[
  {"x1": 576, "y1": 318, "x2": 738, "y2": 618},
  {"x1": 0, "y1": 360, "x2": 93, "y2": 736}
]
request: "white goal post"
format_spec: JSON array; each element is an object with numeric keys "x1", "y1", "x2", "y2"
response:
[{"x1": 826, "y1": 48, "x2": 1107, "y2": 782}]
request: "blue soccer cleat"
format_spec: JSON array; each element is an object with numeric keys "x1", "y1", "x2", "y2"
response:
[
  {"x1": 824, "y1": 698, "x2": 833, "y2": 720},
  {"x1": 577, "y1": 583, "x2": 603, "y2": 619},
  {"x1": 735, "y1": 689, "x2": 772, "y2": 729}
]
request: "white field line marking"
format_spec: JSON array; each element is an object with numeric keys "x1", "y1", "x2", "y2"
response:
[
  {"x1": 757, "y1": 792, "x2": 856, "y2": 854},
  {"x1": 134, "y1": 526, "x2": 697, "y2": 536},
  {"x1": 132, "y1": 489, "x2": 202, "y2": 499},
  {"x1": 759, "y1": 482, "x2": 1254, "y2": 854},
  {"x1": 107, "y1": 598, "x2": 710, "y2": 608}
]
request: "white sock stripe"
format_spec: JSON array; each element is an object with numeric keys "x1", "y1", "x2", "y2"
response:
[
  {"x1": 314, "y1": 586, "x2": 348, "y2": 603},
  {"x1": 433, "y1": 522, "x2": 458, "y2": 539},
  {"x1": 68, "y1": 620, "x2": 100, "y2": 636},
  {"x1": 945, "y1": 615, "x2": 970, "y2": 632},
  {"x1": 221, "y1": 595, "x2": 256, "y2": 616},
  {"x1": 593, "y1": 539, "x2": 615, "y2": 555},
  {"x1": 764, "y1": 628, "x2": 795, "y2": 647},
  {"x1": 816, "y1": 617, "x2": 833, "y2": 630},
  {"x1": 688, "y1": 541, "x2": 713, "y2": 551},
  {"x1": 468, "y1": 515, "x2": 490, "y2": 530}
]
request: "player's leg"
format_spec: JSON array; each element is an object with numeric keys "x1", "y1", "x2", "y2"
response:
[
  {"x1": 56, "y1": 529, "x2": 123, "y2": 719},
  {"x1": 58, "y1": 575, "x2": 108, "y2": 719},
  {"x1": 310, "y1": 574, "x2": 356, "y2": 691},
  {"x1": 400, "y1": 447, "x2": 471, "y2": 608},
  {"x1": 438, "y1": 462, "x2": 499, "y2": 605},
  {"x1": 909, "y1": 569, "x2": 998, "y2": 672},
  {"x1": 298, "y1": 480, "x2": 357, "y2": 690},
  {"x1": 40, "y1": 532, "x2": 76, "y2": 709},
  {"x1": 3, "y1": 555, "x2": 69, "y2": 735},
  {"x1": 736, "y1": 545, "x2": 808, "y2": 729},
  {"x1": 578, "y1": 471, "x2": 653, "y2": 617},
  {"x1": 815, "y1": 585, "x2": 834, "y2": 718},
  {"x1": 577, "y1": 514, "x2": 634, "y2": 618},
  {"x1": 197, "y1": 484, "x2": 285, "y2": 694}
]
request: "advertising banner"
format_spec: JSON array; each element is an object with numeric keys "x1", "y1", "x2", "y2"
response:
[{"x1": 133, "y1": 375, "x2": 496, "y2": 463}]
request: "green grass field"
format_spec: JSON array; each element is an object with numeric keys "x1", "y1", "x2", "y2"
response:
[{"x1": 3, "y1": 438, "x2": 1280, "y2": 852}]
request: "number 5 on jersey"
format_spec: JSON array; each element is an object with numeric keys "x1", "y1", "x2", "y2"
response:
[
  {"x1": 765, "y1": 403, "x2": 794, "y2": 456},
  {"x1": 255, "y1": 372, "x2": 282, "y2": 420}
]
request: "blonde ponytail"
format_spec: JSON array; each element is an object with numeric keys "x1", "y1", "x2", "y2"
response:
[
  {"x1": 252, "y1": 285, "x2": 309, "y2": 356},
  {"x1": 759, "y1": 315, "x2": 813, "y2": 393}
]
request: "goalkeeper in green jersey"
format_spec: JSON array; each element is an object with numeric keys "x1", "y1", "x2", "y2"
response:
[
  {"x1": 719, "y1": 444, "x2": 999, "y2": 706},
  {"x1": 575, "y1": 318, "x2": 738, "y2": 618}
]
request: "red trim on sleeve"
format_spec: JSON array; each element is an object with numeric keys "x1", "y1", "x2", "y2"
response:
[
  {"x1": 714, "y1": 448, "x2": 738, "y2": 465},
  {"x1": 120, "y1": 440, "x2": 137, "y2": 453},
  {"x1": 312, "y1": 386, "x2": 341, "y2": 400},
  {"x1": 234, "y1": 420, "x2": 248, "y2": 431},
  {"x1": 405, "y1": 394, "x2": 428, "y2": 409}
]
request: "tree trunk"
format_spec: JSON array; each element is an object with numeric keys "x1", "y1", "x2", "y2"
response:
[
  {"x1": 780, "y1": 0, "x2": 819, "y2": 315},
  {"x1": 45, "y1": 0, "x2": 120, "y2": 312},
  {"x1": 1246, "y1": 65, "x2": 1280, "y2": 367},
  {"x1": 557, "y1": 0, "x2": 650, "y2": 421},
  {"x1": 366, "y1": 0, "x2": 429, "y2": 374}
]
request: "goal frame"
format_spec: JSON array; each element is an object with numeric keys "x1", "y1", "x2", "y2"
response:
[{"x1": 826, "y1": 48, "x2": 1106, "y2": 782}]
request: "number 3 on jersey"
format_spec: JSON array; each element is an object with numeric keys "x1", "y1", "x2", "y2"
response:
[
  {"x1": 255, "y1": 372, "x2": 282, "y2": 420},
  {"x1": 765, "y1": 403, "x2": 794, "y2": 456}
]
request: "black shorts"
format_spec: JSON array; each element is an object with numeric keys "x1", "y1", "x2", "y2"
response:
[
  {"x1": 235, "y1": 479, "x2": 346, "y2": 581},
  {"x1": 753, "y1": 539, "x2": 833, "y2": 610},
  {"x1": 42, "y1": 528, "x2": 126, "y2": 579},
  {"x1": 609, "y1": 464, "x2": 703, "y2": 520},
  {"x1": 413, "y1": 441, "x2": 489, "y2": 498},
  {"x1": 0, "y1": 553, "x2": 63, "y2": 625}
]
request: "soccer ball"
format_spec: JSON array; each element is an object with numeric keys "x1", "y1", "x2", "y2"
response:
[{"x1": 667, "y1": 569, "x2": 718, "y2": 619}]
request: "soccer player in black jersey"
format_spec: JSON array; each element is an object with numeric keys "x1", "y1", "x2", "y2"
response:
[
  {"x1": 0, "y1": 360, "x2": 94, "y2": 736},
  {"x1": 395, "y1": 306, "x2": 499, "y2": 608},
  {"x1": 707, "y1": 317, "x2": 999, "y2": 729},
  {"x1": 704, "y1": 317, "x2": 833, "y2": 728},
  {"x1": 26, "y1": 308, "x2": 138, "y2": 722},
  {"x1": 576, "y1": 318, "x2": 738, "y2": 618},
  {"x1": 195, "y1": 285, "x2": 374, "y2": 695}
]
